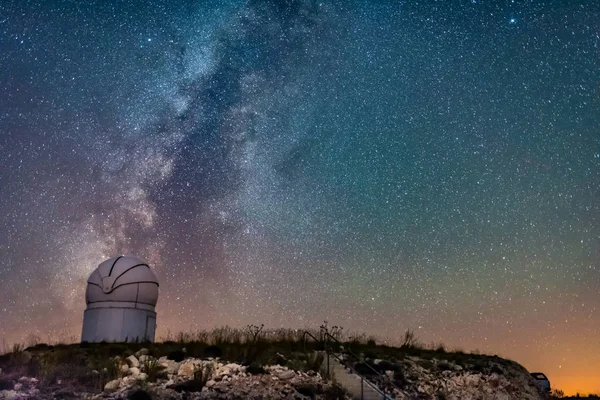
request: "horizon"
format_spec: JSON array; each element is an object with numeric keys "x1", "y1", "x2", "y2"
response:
[{"x1": 1, "y1": 0, "x2": 598, "y2": 397}]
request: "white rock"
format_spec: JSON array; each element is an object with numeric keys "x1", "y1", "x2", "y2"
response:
[
  {"x1": 139, "y1": 355, "x2": 151, "y2": 364},
  {"x1": 0, "y1": 390, "x2": 18, "y2": 400},
  {"x1": 206, "y1": 380, "x2": 216, "y2": 388},
  {"x1": 135, "y1": 348, "x2": 150, "y2": 358},
  {"x1": 129, "y1": 367, "x2": 141, "y2": 377},
  {"x1": 277, "y1": 370, "x2": 295, "y2": 380},
  {"x1": 178, "y1": 359, "x2": 199, "y2": 378},
  {"x1": 104, "y1": 379, "x2": 121, "y2": 392},
  {"x1": 120, "y1": 364, "x2": 129, "y2": 374},
  {"x1": 137, "y1": 373, "x2": 148, "y2": 381},
  {"x1": 164, "y1": 361, "x2": 180, "y2": 375},
  {"x1": 122, "y1": 376, "x2": 137, "y2": 386},
  {"x1": 12, "y1": 384, "x2": 22, "y2": 391},
  {"x1": 126, "y1": 355, "x2": 140, "y2": 368}
]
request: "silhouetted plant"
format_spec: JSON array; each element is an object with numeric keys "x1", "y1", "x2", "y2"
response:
[
  {"x1": 367, "y1": 336, "x2": 377, "y2": 347},
  {"x1": 244, "y1": 324, "x2": 264, "y2": 343},
  {"x1": 400, "y1": 329, "x2": 418, "y2": 349}
]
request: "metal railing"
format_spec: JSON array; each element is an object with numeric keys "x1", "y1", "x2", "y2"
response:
[{"x1": 302, "y1": 330, "x2": 399, "y2": 399}]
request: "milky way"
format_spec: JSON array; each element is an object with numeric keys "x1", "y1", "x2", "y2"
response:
[{"x1": 1, "y1": 0, "x2": 599, "y2": 394}]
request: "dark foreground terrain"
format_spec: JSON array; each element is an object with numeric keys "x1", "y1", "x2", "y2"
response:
[{"x1": 0, "y1": 326, "x2": 547, "y2": 399}]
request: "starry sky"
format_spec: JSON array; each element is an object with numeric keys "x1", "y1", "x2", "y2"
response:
[{"x1": 1, "y1": 0, "x2": 599, "y2": 394}]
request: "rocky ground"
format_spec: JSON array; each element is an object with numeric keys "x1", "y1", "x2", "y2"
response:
[
  {"x1": 0, "y1": 333, "x2": 549, "y2": 400},
  {"x1": 343, "y1": 354, "x2": 546, "y2": 400},
  {"x1": 0, "y1": 349, "x2": 346, "y2": 400}
]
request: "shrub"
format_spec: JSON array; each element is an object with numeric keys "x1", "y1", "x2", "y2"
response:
[
  {"x1": 470, "y1": 361, "x2": 485, "y2": 373},
  {"x1": 203, "y1": 345, "x2": 222, "y2": 359},
  {"x1": 434, "y1": 343, "x2": 446, "y2": 353},
  {"x1": 393, "y1": 369, "x2": 408, "y2": 388},
  {"x1": 324, "y1": 382, "x2": 347, "y2": 400},
  {"x1": 354, "y1": 362, "x2": 377, "y2": 376},
  {"x1": 0, "y1": 375, "x2": 13, "y2": 391},
  {"x1": 374, "y1": 360, "x2": 398, "y2": 372},
  {"x1": 437, "y1": 361, "x2": 453, "y2": 371},
  {"x1": 246, "y1": 363, "x2": 266, "y2": 375},
  {"x1": 490, "y1": 365, "x2": 504, "y2": 375},
  {"x1": 167, "y1": 349, "x2": 185, "y2": 362},
  {"x1": 304, "y1": 352, "x2": 325, "y2": 373},
  {"x1": 141, "y1": 358, "x2": 165, "y2": 382},
  {"x1": 128, "y1": 390, "x2": 152, "y2": 400},
  {"x1": 193, "y1": 362, "x2": 214, "y2": 385},
  {"x1": 295, "y1": 382, "x2": 319, "y2": 398}
]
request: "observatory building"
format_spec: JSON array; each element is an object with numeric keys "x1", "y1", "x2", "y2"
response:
[{"x1": 81, "y1": 256, "x2": 159, "y2": 343}]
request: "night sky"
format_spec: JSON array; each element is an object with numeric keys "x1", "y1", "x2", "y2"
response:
[{"x1": 1, "y1": 0, "x2": 599, "y2": 394}]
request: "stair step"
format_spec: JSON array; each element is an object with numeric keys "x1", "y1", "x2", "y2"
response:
[{"x1": 322, "y1": 353, "x2": 389, "y2": 400}]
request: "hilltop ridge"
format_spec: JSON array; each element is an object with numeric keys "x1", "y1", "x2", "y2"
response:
[{"x1": 0, "y1": 326, "x2": 547, "y2": 399}]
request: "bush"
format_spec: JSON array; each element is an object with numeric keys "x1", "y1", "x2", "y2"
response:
[
  {"x1": 128, "y1": 390, "x2": 152, "y2": 400},
  {"x1": 354, "y1": 362, "x2": 377, "y2": 376},
  {"x1": 374, "y1": 360, "x2": 398, "y2": 372},
  {"x1": 393, "y1": 369, "x2": 408, "y2": 388},
  {"x1": 295, "y1": 382, "x2": 320, "y2": 398},
  {"x1": 167, "y1": 349, "x2": 185, "y2": 362},
  {"x1": 437, "y1": 361, "x2": 452, "y2": 371},
  {"x1": 246, "y1": 363, "x2": 266, "y2": 375},
  {"x1": 400, "y1": 329, "x2": 419, "y2": 349},
  {"x1": 304, "y1": 352, "x2": 324, "y2": 373},
  {"x1": 203, "y1": 345, "x2": 223, "y2": 359},
  {"x1": 324, "y1": 383, "x2": 347, "y2": 400},
  {"x1": 490, "y1": 365, "x2": 504, "y2": 375},
  {"x1": 417, "y1": 359, "x2": 434, "y2": 370},
  {"x1": 141, "y1": 358, "x2": 165, "y2": 382}
]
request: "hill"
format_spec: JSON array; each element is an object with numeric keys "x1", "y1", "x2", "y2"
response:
[{"x1": 0, "y1": 326, "x2": 547, "y2": 399}]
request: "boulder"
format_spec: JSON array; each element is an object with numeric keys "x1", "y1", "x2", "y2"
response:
[
  {"x1": 178, "y1": 359, "x2": 199, "y2": 378},
  {"x1": 120, "y1": 364, "x2": 129, "y2": 374},
  {"x1": 139, "y1": 355, "x2": 151, "y2": 364},
  {"x1": 277, "y1": 370, "x2": 296, "y2": 380},
  {"x1": 135, "y1": 348, "x2": 150, "y2": 358},
  {"x1": 104, "y1": 379, "x2": 121, "y2": 392},
  {"x1": 0, "y1": 390, "x2": 19, "y2": 400},
  {"x1": 126, "y1": 355, "x2": 140, "y2": 368},
  {"x1": 162, "y1": 360, "x2": 180, "y2": 375},
  {"x1": 205, "y1": 380, "x2": 216, "y2": 388},
  {"x1": 129, "y1": 367, "x2": 141, "y2": 377},
  {"x1": 137, "y1": 373, "x2": 148, "y2": 381}
]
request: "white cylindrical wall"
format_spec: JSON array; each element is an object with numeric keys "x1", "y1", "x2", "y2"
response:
[{"x1": 81, "y1": 306, "x2": 157, "y2": 343}]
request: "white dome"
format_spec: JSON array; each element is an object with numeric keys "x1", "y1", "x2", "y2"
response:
[{"x1": 86, "y1": 256, "x2": 159, "y2": 307}]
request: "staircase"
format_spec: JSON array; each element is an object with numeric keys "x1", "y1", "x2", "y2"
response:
[
  {"x1": 303, "y1": 330, "x2": 399, "y2": 400},
  {"x1": 324, "y1": 352, "x2": 391, "y2": 400}
]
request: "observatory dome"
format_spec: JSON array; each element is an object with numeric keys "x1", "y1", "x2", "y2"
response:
[
  {"x1": 81, "y1": 256, "x2": 159, "y2": 343},
  {"x1": 86, "y1": 256, "x2": 159, "y2": 306}
]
